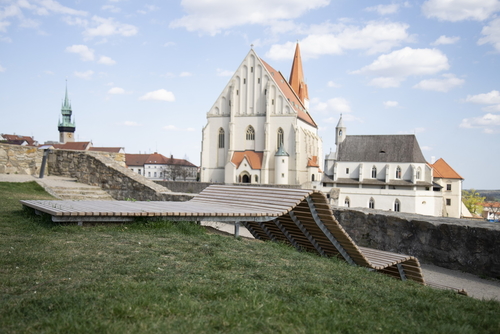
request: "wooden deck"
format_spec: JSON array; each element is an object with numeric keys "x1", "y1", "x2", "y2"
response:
[{"x1": 21, "y1": 185, "x2": 425, "y2": 284}]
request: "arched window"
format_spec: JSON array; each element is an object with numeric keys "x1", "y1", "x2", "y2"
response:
[
  {"x1": 416, "y1": 167, "x2": 421, "y2": 180},
  {"x1": 394, "y1": 199, "x2": 401, "y2": 212},
  {"x1": 369, "y1": 197, "x2": 375, "y2": 209},
  {"x1": 254, "y1": 175, "x2": 258, "y2": 183},
  {"x1": 345, "y1": 197, "x2": 350, "y2": 207},
  {"x1": 311, "y1": 174, "x2": 315, "y2": 182},
  {"x1": 395, "y1": 166, "x2": 402, "y2": 179},
  {"x1": 218, "y1": 128, "x2": 224, "y2": 148},
  {"x1": 246, "y1": 126, "x2": 255, "y2": 141},
  {"x1": 371, "y1": 166, "x2": 377, "y2": 178},
  {"x1": 277, "y1": 128, "x2": 284, "y2": 149}
]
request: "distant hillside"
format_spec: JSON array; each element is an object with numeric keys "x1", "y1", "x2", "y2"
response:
[{"x1": 476, "y1": 190, "x2": 500, "y2": 201}]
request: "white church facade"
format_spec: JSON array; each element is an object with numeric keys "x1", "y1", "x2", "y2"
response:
[{"x1": 200, "y1": 44, "x2": 322, "y2": 187}]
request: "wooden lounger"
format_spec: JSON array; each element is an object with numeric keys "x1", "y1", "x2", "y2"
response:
[{"x1": 20, "y1": 185, "x2": 424, "y2": 283}]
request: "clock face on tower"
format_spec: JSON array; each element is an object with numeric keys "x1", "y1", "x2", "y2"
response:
[{"x1": 68, "y1": 133, "x2": 72, "y2": 138}]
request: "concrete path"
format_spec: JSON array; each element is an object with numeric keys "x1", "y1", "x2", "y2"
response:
[{"x1": 2, "y1": 174, "x2": 499, "y2": 301}]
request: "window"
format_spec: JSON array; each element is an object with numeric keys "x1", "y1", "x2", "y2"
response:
[
  {"x1": 218, "y1": 128, "x2": 225, "y2": 148},
  {"x1": 258, "y1": 78, "x2": 260, "y2": 84},
  {"x1": 277, "y1": 128, "x2": 284, "y2": 149},
  {"x1": 282, "y1": 159, "x2": 285, "y2": 163},
  {"x1": 251, "y1": 67, "x2": 253, "y2": 72},
  {"x1": 282, "y1": 173, "x2": 285, "y2": 178},
  {"x1": 345, "y1": 197, "x2": 350, "y2": 207},
  {"x1": 371, "y1": 166, "x2": 377, "y2": 178},
  {"x1": 446, "y1": 184, "x2": 451, "y2": 191},
  {"x1": 311, "y1": 174, "x2": 315, "y2": 182},
  {"x1": 243, "y1": 78, "x2": 246, "y2": 84},
  {"x1": 394, "y1": 199, "x2": 401, "y2": 212},
  {"x1": 154, "y1": 172, "x2": 157, "y2": 177},
  {"x1": 255, "y1": 175, "x2": 258, "y2": 182},
  {"x1": 138, "y1": 169, "x2": 141, "y2": 175},
  {"x1": 148, "y1": 172, "x2": 151, "y2": 177},
  {"x1": 396, "y1": 166, "x2": 402, "y2": 179},
  {"x1": 338, "y1": 129, "x2": 342, "y2": 137},
  {"x1": 369, "y1": 198, "x2": 375, "y2": 209},
  {"x1": 446, "y1": 198, "x2": 451, "y2": 206},
  {"x1": 346, "y1": 168, "x2": 349, "y2": 174},
  {"x1": 246, "y1": 126, "x2": 255, "y2": 140},
  {"x1": 416, "y1": 167, "x2": 421, "y2": 180}
]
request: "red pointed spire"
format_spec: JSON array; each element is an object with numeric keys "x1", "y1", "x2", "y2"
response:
[{"x1": 289, "y1": 42, "x2": 309, "y2": 105}]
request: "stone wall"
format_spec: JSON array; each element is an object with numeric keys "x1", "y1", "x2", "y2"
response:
[
  {"x1": 0, "y1": 143, "x2": 44, "y2": 175},
  {"x1": 334, "y1": 207, "x2": 500, "y2": 279},
  {"x1": 47, "y1": 149, "x2": 193, "y2": 202}
]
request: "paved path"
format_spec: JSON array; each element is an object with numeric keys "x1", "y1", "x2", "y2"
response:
[{"x1": 2, "y1": 174, "x2": 500, "y2": 301}]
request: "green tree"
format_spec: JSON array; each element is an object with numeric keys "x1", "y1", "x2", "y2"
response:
[{"x1": 462, "y1": 189, "x2": 485, "y2": 215}]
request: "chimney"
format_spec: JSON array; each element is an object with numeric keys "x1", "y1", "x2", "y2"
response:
[{"x1": 170, "y1": 155, "x2": 173, "y2": 159}]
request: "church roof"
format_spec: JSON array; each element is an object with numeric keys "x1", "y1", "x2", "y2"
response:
[
  {"x1": 231, "y1": 151, "x2": 263, "y2": 170},
  {"x1": 337, "y1": 135, "x2": 426, "y2": 163},
  {"x1": 260, "y1": 58, "x2": 317, "y2": 128},
  {"x1": 52, "y1": 141, "x2": 91, "y2": 151},
  {"x1": 275, "y1": 143, "x2": 289, "y2": 156},
  {"x1": 430, "y1": 158, "x2": 463, "y2": 179},
  {"x1": 307, "y1": 156, "x2": 320, "y2": 167}
]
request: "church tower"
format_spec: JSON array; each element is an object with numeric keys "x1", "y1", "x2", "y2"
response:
[
  {"x1": 289, "y1": 43, "x2": 309, "y2": 109},
  {"x1": 58, "y1": 83, "x2": 76, "y2": 143}
]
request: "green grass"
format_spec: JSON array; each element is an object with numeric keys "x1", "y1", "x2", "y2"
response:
[{"x1": 1, "y1": 181, "x2": 500, "y2": 333}]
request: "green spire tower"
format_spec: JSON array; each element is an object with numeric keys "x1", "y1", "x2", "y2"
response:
[{"x1": 58, "y1": 82, "x2": 76, "y2": 143}]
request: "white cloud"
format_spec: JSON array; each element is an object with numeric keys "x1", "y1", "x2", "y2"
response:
[
  {"x1": 369, "y1": 77, "x2": 404, "y2": 88},
  {"x1": 413, "y1": 73, "x2": 465, "y2": 92},
  {"x1": 478, "y1": 17, "x2": 500, "y2": 52},
  {"x1": 138, "y1": 5, "x2": 159, "y2": 14},
  {"x1": 139, "y1": 89, "x2": 175, "y2": 102},
  {"x1": 170, "y1": 0, "x2": 329, "y2": 35},
  {"x1": 383, "y1": 100, "x2": 399, "y2": 107},
  {"x1": 65, "y1": 44, "x2": 95, "y2": 61},
  {"x1": 98, "y1": 55, "x2": 116, "y2": 65},
  {"x1": 327, "y1": 81, "x2": 341, "y2": 88},
  {"x1": 431, "y1": 35, "x2": 460, "y2": 45},
  {"x1": 108, "y1": 87, "x2": 125, "y2": 94},
  {"x1": 179, "y1": 71, "x2": 192, "y2": 77},
  {"x1": 465, "y1": 90, "x2": 500, "y2": 104},
  {"x1": 460, "y1": 113, "x2": 500, "y2": 131},
  {"x1": 365, "y1": 4, "x2": 400, "y2": 15},
  {"x1": 102, "y1": 5, "x2": 121, "y2": 13},
  {"x1": 217, "y1": 68, "x2": 234, "y2": 77},
  {"x1": 267, "y1": 21, "x2": 411, "y2": 59},
  {"x1": 313, "y1": 97, "x2": 352, "y2": 114},
  {"x1": 164, "y1": 125, "x2": 178, "y2": 130},
  {"x1": 353, "y1": 47, "x2": 450, "y2": 87},
  {"x1": 164, "y1": 41, "x2": 176, "y2": 47},
  {"x1": 123, "y1": 121, "x2": 141, "y2": 127},
  {"x1": 74, "y1": 70, "x2": 94, "y2": 80},
  {"x1": 422, "y1": 0, "x2": 500, "y2": 22},
  {"x1": 43, "y1": 70, "x2": 53, "y2": 75},
  {"x1": 83, "y1": 16, "x2": 138, "y2": 38}
]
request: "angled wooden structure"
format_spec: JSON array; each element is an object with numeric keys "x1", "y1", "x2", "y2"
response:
[{"x1": 21, "y1": 185, "x2": 425, "y2": 283}]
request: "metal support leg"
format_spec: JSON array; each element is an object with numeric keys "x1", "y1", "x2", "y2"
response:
[
  {"x1": 257, "y1": 221, "x2": 276, "y2": 241},
  {"x1": 274, "y1": 219, "x2": 301, "y2": 251},
  {"x1": 242, "y1": 222, "x2": 262, "y2": 240},
  {"x1": 234, "y1": 221, "x2": 240, "y2": 238},
  {"x1": 397, "y1": 263, "x2": 407, "y2": 281}
]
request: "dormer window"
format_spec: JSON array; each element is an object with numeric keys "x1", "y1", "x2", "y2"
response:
[
  {"x1": 371, "y1": 166, "x2": 377, "y2": 178},
  {"x1": 396, "y1": 166, "x2": 402, "y2": 179}
]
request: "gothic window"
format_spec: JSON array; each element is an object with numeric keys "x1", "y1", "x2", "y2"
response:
[
  {"x1": 246, "y1": 126, "x2": 255, "y2": 141},
  {"x1": 218, "y1": 128, "x2": 225, "y2": 148},
  {"x1": 255, "y1": 175, "x2": 258, "y2": 183},
  {"x1": 369, "y1": 198, "x2": 375, "y2": 209},
  {"x1": 277, "y1": 128, "x2": 284, "y2": 149},
  {"x1": 371, "y1": 166, "x2": 377, "y2": 178},
  {"x1": 396, "y1": 166, "x2": 402, "y2": 179},
  {"x1": 345, "y1": 197, "x2": 350, "y2": 207},
  {"x1": 394, "y1": 199, "x2": 401, "y2": 212},
  {"x1": 311, "y1": 174, "x2": 315, "y2": 182}
]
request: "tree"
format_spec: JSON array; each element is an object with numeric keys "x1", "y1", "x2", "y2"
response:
[{"x1": 462, "y1": 189, "x2": 485, "y2": 215}]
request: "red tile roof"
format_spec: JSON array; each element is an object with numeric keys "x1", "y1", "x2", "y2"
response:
[
  {"x1": 89, "y1": 147, "x2": 123, "y2": 153},
  {"x1": 231, "y1": 151, "x2": 264, "y2": 170},
  {"x1": 125, "y1": 153, "x2": 197, "y2": 167},
  {"x1": 307, "y1": 156, "x2": 320, "y2": 167},
  {"x1": 260, "y1": 59, "x2": 317, "y2": 128},
  {"x1": 430, "y1": 158, "x2": 463, "y2": 179},
  {"x1": 1, "y1": 134, "x2": 37, "y2": 146},
  {"x1": 52, "y1": 142, "x2": 91, "y2": 151}
]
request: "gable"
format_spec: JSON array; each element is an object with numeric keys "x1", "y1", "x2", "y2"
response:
[
  {"x1": 231, "y1": 151, "x2": 263, "y2": 170},
  {"x1": 430, "y1": 158, "x2": 463, "y2": 179}
]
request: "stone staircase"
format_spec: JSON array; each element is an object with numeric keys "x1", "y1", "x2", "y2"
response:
[{"x1": 36, "y1": 177, "x2": 115, "y2": 201}]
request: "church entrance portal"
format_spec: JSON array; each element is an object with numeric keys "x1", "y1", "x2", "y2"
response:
[{"x1": 242, "y1": 174, "x2": 251, "y2": 183}]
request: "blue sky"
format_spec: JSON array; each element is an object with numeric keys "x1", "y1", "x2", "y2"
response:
[{"x1": 1, "y1": 0, "x2": 499, "y2": 189}]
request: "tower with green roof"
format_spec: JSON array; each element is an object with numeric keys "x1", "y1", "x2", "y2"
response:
[{"x1": 58, "y1": 83, "x2": 76, "y2": 143}]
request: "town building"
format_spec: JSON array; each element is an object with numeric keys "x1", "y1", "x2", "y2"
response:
[
  {"x1": 126, "y1": 153, "x2": 198, "y2": 181},
  {"x1": 1, "y1": 134, "x2": 38, "y2": 146},
  {"x1": 58, "y1": 84, "x2": 76, "y2": 144},
  {"x1": 322, "y1": 115, "x2": 465, "y2": 217},
  {"x1": 200, "y1": 44, "x2": 322, "y2": 187}
]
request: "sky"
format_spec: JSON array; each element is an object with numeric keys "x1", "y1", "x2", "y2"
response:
[{"x1": 1, "y1": 0, "x2": 499, "y2": 189}]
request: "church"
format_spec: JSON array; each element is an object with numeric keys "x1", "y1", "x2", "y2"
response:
[{"x1": 200, "y1": 44, "x2": 322, "y2": 186}]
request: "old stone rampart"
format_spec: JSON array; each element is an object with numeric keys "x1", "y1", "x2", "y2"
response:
[
  {"x1": 0, "y1": 143, "x2": 44, "y2": 175},
  {"x1": 334, "y1": 207, "x2": 500, "y2": 279},
  {"x1": 47, "y1": 149, "x2": 193, "y2": 202}
]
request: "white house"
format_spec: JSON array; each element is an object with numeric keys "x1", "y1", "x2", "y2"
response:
[
  {"x1": 126, "y1": 153, "x2": 198, "y2": 181},
  {"x1": 200, "y1": 44, "x2": 323, "y2": 187}
]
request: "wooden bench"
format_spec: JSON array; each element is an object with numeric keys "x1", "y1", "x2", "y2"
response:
[{"x1": 21, "y1": 185, "x2": 425, "y2": 283}]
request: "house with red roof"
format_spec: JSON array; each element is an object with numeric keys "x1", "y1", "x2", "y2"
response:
[
  {"x1": 126, "y1": 153, "x2": 198, "y2": 181},
  {"x1": 200, "y1": 44, "x2": 322, "y2": 186},
  {"x1": 430, "y1": 158, "x2": 466, "y2": 218}
]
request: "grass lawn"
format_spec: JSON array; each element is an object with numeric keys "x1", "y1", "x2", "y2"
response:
[{"x1": 1, "y1": 181, "x2": 500, "y2": 333}]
